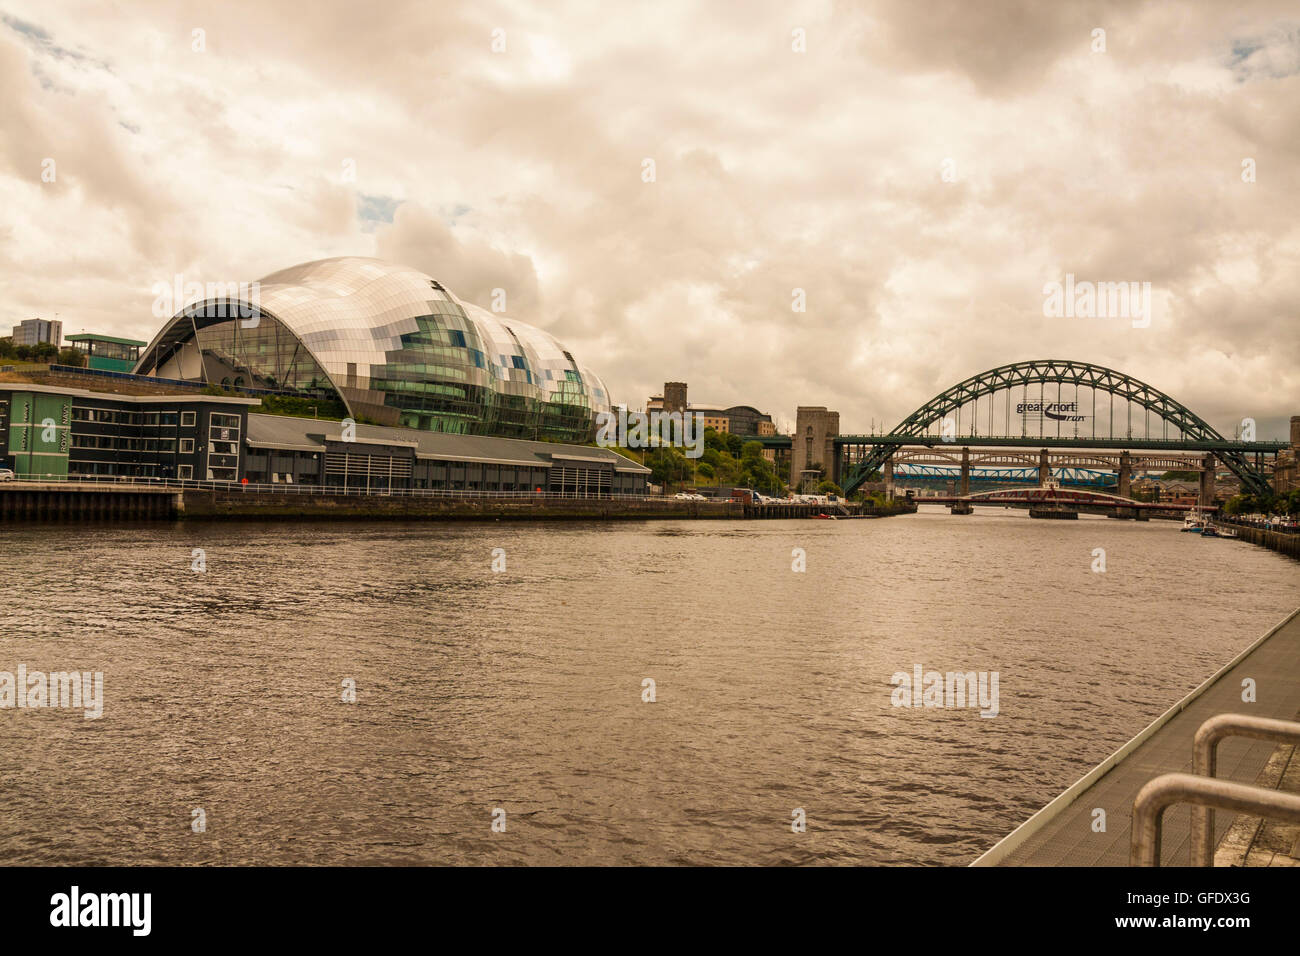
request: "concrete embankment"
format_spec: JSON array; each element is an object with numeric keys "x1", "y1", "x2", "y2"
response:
[
  {"x1": 180, "y1": 490, "x2": 741, "y2": 521},
  {"x1": 179, "y1": 490, "x2": 919, "y2": 521},
  {"x1": 1225, "y1": 523, "x2": 1300, "y2": 560},
  {"x1": 0, "y1": 483, "x2": 178, "y2": 521},
  {"x1": 974, "y1": 607, "x2": 1300, "y2": 866},
  {"x1": 0, "y1": 483, "x2": 918, "y2": 522}
]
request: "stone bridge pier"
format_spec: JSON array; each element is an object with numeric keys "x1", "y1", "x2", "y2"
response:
[
  {"x1": 1038, "y1": 448, "x2": 1050, "y2": 487},
  {"x1": 1118, "y1": 450, "x2": 1131, "y2": 499},
  {"x1": 1200, "y1": 454, "x2": 1215, "y2": 507}
]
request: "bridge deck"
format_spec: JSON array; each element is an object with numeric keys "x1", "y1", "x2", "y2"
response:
[{"x1": 973, "y1": 607, "x2": 1300, "y2": 866}]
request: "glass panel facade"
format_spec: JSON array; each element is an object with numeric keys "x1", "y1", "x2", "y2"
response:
[
  {"x1": 134, "y1": 258, "x2": 612, "y2": 444},
  {"x1": 191, "y1": 314, "x2": 336, "y2": 395}
]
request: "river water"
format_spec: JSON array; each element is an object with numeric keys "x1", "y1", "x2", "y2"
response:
[{"x1": 1, "y1": 507, "x2": 1296, "y2": 865}]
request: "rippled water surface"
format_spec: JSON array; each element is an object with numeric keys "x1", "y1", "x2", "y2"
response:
[{"x1": 1, "y1": 508, "x2": 1296, "y2": 865}]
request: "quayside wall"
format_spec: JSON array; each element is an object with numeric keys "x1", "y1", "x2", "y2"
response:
[
  {"x1": 0, "y1": 483, "x2": 918, "y2": 522},
  {"x1": 1223, "y1": 521, "x2": 1300, "y2": 560},
  {"x1": 0, "y1": 484, "x2": 178, "y2": 521}
]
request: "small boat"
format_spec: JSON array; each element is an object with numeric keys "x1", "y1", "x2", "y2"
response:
[
  {"x1": 1182, "y1": 508, "x2": 1205, "y2": 533},
  {"x1": 1200, "y1": 525, "x2": 1220, "y2": 537}
]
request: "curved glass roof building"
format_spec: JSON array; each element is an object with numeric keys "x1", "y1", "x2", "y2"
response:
[{"x1": 134, "y1": 257, "x2": 612, "y2": 442}]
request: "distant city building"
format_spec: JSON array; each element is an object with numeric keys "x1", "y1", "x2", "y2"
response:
[
  {"x1": 644, "y1": 382, "x2": 774, "y2": 437},
  {"x1": 1273, "y1": 416, "x2": 1300, "y2": 493},
  {"x1": 11, "y1": 318, "x2": 62, "y2": 347},
  {"x1": 662, "y1": 382, "x2": 688, "y2": 415},
  {"x1": 65, "y1": 333, "x2": 147, "y2": 373}
]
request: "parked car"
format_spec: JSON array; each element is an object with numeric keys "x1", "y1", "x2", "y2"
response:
[{"x1": 0, "y1": 467, "x2": 15, "y2": 481}]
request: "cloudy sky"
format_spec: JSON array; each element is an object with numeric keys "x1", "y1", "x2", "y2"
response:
[{"x1": 1, "y1": 0, "x2": 1297, "y2": 437}]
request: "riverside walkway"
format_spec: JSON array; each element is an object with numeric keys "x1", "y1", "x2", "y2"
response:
[{"x1": 973, "y1": 607, "x2": 1300, "y2": 866}]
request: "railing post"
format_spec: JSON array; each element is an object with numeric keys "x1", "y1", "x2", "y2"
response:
[
  {"x1": 1132, "y1": 772, "x2": 1300, "y2": 866},
  {"x1": 1190, "y1": 714, "x2": 1300, "y2": 866}
]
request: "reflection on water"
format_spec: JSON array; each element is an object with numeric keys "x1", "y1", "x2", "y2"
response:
[{"x1": 0, "y1": 507, "x2": 1296, "y2": 865}]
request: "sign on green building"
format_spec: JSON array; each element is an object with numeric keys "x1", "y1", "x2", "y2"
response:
[{"x1": 7, "y1": 391, "x2": 71, "y2": 479}]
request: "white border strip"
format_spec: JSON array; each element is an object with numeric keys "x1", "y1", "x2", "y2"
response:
[{"x1": 970, "y1": 605, "x2": 1300, "y2": 866}]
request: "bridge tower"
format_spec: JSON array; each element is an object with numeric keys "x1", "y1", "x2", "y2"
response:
[
  {"x1": 1118, "y1": 450, "x2": 1131, "y2": 499},
  {"x1": 959, "y1": 446, "x2": 970, "y2": 496},
  {"x1": 883, "y1": 454, "x2": 895, "y2": 500},
  {"x1": 1038, "y1": 448, "x2": 1050, "y2": 487},
  {"x1": 1199, "y1": 453, "x2": 1215, "y2": 507},
  {"x1": 793, "y1": 406, "x2": 839, "y2": 492}
]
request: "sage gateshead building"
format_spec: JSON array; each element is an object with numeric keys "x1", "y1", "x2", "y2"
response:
[{"x1": 132, "y1": 257, "x2": 612, "y2": 444}]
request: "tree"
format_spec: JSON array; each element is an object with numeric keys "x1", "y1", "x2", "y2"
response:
[
  {"x1": 817, "y1": 480, "x2": 843, "y2": 496},
  {"x1": 57, "y1": 348, "x2": 86, "y2": 367},
  {"x1": 647, "y1": 447, "x2": 691, "y2": 488},
  {"x1": 1224, "y1": 491, "x2": 1278, "y2": 516}
]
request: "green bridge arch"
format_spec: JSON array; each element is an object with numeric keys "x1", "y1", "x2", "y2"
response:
[{"x1": 838, "y1": 359, "x2": 1273, "y2": 497}]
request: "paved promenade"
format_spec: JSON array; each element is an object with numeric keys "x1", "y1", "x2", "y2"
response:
[{"x1": 973, "y1": 607, "x2": 1300, "y2": 866}]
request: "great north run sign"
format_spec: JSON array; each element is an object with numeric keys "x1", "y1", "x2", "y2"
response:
[{"x1": 1016, "y1": 401, "x2": 1088, "y2": 423}]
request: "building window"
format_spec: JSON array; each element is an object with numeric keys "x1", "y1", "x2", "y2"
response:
[
  {"x1": 180, "y1": 438, "x2": 195, "y2": 454},
  {"x1": 181, "y1": 411, "x2": 196, "y2": 427},
  {"x1": 178, "y1": 464, "x2": 193, "y2": 479}
]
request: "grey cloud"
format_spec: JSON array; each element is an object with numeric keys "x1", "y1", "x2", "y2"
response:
[{"x1": 0, "y1": 0, "x2": 1296, "y2": 438}]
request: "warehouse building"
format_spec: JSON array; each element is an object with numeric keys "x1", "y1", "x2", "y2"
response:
[{"x1": 0, "y1": 382, "x2": 647, "y2": 495}]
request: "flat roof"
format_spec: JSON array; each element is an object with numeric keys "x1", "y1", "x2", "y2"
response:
[
  {"x1": 65, "y1": 333, "x2": 148, "y2": 346},
  {"x1": 0, "y1": 382, "x2": 259, "y2": 405},
  {"x1": 245, "y1": 413, "x2": 651, "y2": 473}
]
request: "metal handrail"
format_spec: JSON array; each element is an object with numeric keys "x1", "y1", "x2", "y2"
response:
[
  {"x1": 1130, "y1": 772, "x2": 1300, "y2": 866},
  {"x1": 1189, "y1": 713, "x2": 1300, "y2": 866},
  {"x1": 0, "y1": 477, "x2": 668, "y2": 502}
]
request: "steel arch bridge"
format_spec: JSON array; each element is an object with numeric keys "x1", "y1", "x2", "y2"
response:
[
  {"x1": 893, "y1": 464, "x2": 1118, "y2": 487},
  {"x1": 837, "y1": 359, "x2": 1277, "y2": 497}
]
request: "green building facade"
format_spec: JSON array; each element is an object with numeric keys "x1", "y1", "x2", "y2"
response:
[{"x1": 4, "y1": 390, "x2": 72, "y2": 478}]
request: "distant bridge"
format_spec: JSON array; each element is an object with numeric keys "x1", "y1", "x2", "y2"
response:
[
  {"x1": 919, "y1": 486, "x2": 1206, "y2": 518},
  {"x1": 755, "y1": 360, "x2": 1287, "y2": 498},
  {"x1": 893, "y1": 464, "x2": 1118, "y2": 487}
]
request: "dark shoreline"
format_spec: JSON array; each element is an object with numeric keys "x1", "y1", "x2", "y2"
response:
[{"x1": 0, "y1": 483, "x2": 919, "y2": 522}]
